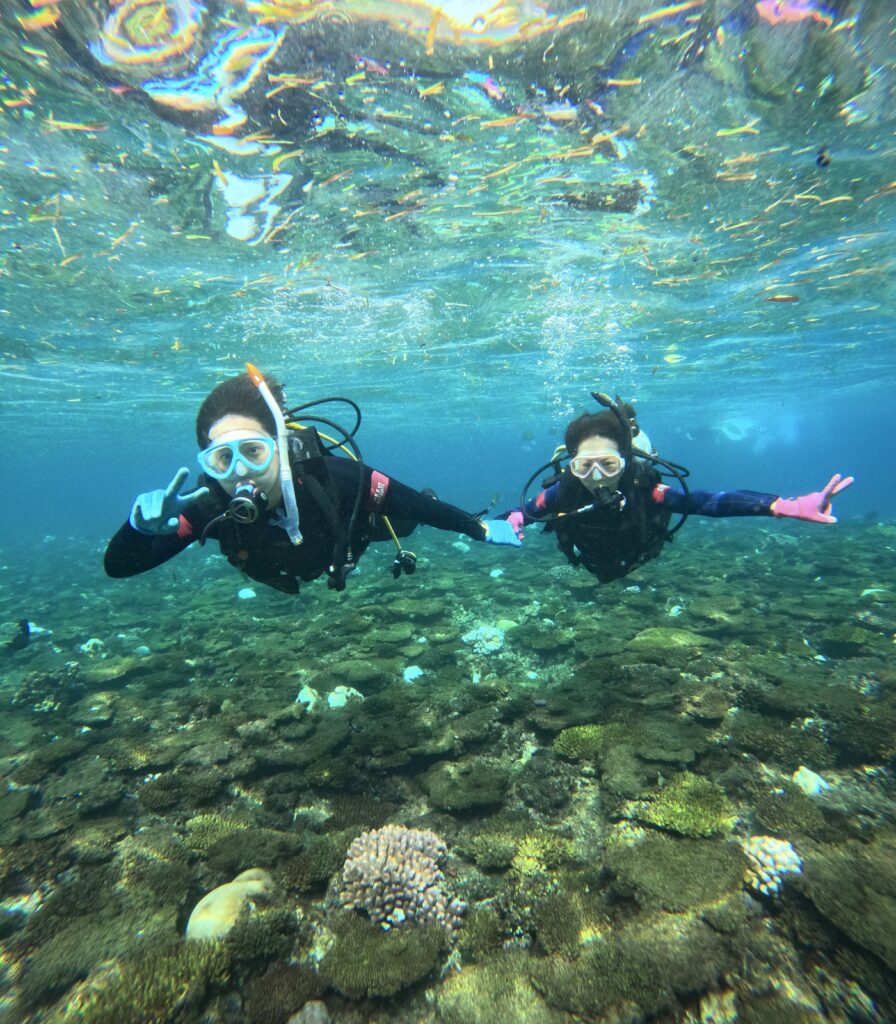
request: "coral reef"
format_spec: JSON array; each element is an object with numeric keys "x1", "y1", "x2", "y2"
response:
[
  {"x1": 334, "y1": 824, "x2": 465, "y2": 935},
  {"x1": 4, "y1": 521, "x2": 895, "y2": 1023},
  {"x1": 634, "y1": 771, "x2": 737, "y2": 837},
  {"x1": 185, "y1": 868, "x2": 274, "y2": 941},
  {"x1": 741, "y1": 835, "x2": 803, "y2": 895},
  {"x1": 319, "y1": 913, "x2": 445, "y2": 998},
  {"x1": 46, "y1": 939, "x2": 230, "y2": 1024}
]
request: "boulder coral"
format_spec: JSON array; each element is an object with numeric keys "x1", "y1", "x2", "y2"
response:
[{"x1": 185, "y1": 867, "x2": 274, "y2": 941}]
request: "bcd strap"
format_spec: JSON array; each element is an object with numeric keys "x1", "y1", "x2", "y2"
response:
[{"x1": 366, "y1": 470, "x2": 390, "y2": 512}]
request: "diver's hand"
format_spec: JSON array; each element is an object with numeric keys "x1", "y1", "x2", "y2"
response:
[
  {"x1": 771, "y1": 473, "x2": 854, "y2": 524},
  {"x1": 506, "y1": 510, "x2": 526, "y2": 540},
  {"x1": 129, "y1": 468, "x2": 209, "y2": 535},
  {"x1": 482, "y1": 519, "x2": 523, "y2": 547}
]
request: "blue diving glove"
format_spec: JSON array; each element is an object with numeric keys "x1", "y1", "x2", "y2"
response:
[
  {"x1": 129, "y1": 467, "x2": 209, "y2": 535},
  {"x1": 482, "y1": 519, "x2": 523, "y2": 548}
]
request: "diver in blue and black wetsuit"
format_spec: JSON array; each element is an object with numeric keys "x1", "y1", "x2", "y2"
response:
[
  {"x1": 504, "y1": 393, "x2": 853, "y2": 584},
  {"x1": 104, "y1": 365, "x2": 520, "y2": 595}
]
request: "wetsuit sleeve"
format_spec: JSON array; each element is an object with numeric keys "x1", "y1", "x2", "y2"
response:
[
  {"x1": 328, "y1": 460, "x2": 488, "y2": 541},
  {"x1": 103, "y1": 518, "x2": 195, "y2": 577},
  {"x1": 519, "y1": 482, "x2": 562, "y2": 522},
  {"x1": 652, "y1": 484, "x2": 776, "y2": 517}
]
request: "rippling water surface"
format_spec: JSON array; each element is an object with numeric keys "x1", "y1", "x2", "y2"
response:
[{"x1": 1, "y1": 3, "x2": 895, "y2": 1023}]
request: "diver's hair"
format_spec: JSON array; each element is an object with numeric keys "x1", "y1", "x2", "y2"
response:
[
  {"x1": 195, "y1": 372, "x2": 286, "y2": 447},
  {"x1": 564, "y1": 403, "x2": 636, "y2": 455}
]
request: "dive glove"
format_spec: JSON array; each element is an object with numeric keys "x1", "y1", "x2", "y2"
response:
[
  {"x1": 506, "y1": 510, "x2": 526, "y2": 539},
  {"x1": 771, "y1": 473, "x2": 854, "y2": 524},
  {"x1": 483, "y1": 519, "x2": 523, "y2": 547},
  {"x1": 130, "y1": 467, "x2": 209, "y2": 535}
]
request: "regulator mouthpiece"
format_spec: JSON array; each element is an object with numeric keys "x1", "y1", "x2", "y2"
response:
[{"x1": 229, "y1": 482, "x2": 268, "y2": 524}]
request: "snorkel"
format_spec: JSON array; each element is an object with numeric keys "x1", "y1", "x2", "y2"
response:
[{"x1": 246, "y1": 362, "x2": 303, "y2": 546}]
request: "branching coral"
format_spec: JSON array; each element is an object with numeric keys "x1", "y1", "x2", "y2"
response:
[{"x1": 335, "y1": 824, "x2": 465, "y2": 935}]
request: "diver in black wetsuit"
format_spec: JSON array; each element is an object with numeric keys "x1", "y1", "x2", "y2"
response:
[
  {"x1": 505, "y1": 394, "x2": 853, "y2": 584},
  {"x1": 104, "y1": 366, "x2": 519, "y2": 594}
]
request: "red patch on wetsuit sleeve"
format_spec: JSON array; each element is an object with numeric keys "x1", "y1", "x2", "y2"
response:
[
  {"x1": 366, "y1": 470, "x2": 390, "y2": 511},
  {"x1": 535, "y1": 491, "x2": 548, "y2": 510},
  {"x1": 176, "y1": 515, "x2": 194, "y2": 539},
  {"x1": 652, "y1": 483, "x2": 669, "y2": 503}
]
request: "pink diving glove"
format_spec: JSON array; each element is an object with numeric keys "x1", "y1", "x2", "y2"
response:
[
  {"x1": 771, "y1": 473, "x2": 854, "y2": 524},
  {"x1": 507, "y1": 510, "x2": 526, "y2": 539}
]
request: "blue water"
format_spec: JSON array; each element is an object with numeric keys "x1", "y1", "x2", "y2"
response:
[{"x1": 2, "y1": 2, "x2": 896, "y2": 1021}]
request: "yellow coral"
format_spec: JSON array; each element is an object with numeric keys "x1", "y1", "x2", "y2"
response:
[{"x1": 510, "y1": 834, "x2": 572, "y2": 879}]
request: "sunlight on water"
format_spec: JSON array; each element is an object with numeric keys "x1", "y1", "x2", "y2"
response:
[{"x1": 1, "y1": 3, "x2": 895, "y2": 1023}]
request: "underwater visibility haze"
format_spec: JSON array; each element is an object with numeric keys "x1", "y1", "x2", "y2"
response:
[{"x1": 1, "y1": 1, "x2": 896, "y2": 1022}]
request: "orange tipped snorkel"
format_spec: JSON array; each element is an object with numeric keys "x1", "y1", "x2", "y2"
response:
[{"x1": 246, "y1": 362, "x2": 302, "y2": 546}]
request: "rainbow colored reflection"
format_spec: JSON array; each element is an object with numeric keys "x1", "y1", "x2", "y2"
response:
[
  {"x1": 244, "y1": 0, "x2": 585, "y2": 51},
  {"x1": 91, "y1": 0, "x2": 205, "y2": 67},
  {"x1": 142, "y1": 25, "x2": 284, "y2": 132}
]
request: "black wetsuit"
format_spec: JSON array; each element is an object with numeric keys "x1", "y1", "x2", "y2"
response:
[
  {"x1": 105, "y1": 457, "x2": 486, "y2": 594},
  {"x1": 521, "y1": 466, "x2": 777, "y2": 583}
]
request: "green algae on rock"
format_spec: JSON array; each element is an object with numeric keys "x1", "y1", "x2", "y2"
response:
[
  {"x1": 439, "y1": 954, "x2": 563, "y2": 1024},
  {"x1": 634, "y1": 771, "x2": 737, "y2": 837},
  {"x1": 606, "y1": 834, "x2": 747, "y2": 912},
  {"x1": 801, "y1": 834, "x2": 896, "y2": 971},
  {"x1": 319, "y1": 914, "x2": 445, "y2": 998},
  {"x1": 424, "y1": 757, "x2": 511, "y2": 811},
  {"x1": 530, "y1": 911, "x2": 741, "y2": 1019},
  {"x1": 46, "y1": 939, "x2": 230, "y2": 1024},
  {"x1": 627, "y1": 626, "x2": 707, "y2": 656}
]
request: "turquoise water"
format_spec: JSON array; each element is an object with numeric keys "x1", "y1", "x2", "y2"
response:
[{"x1": 1, "y1": 2, "x2": 895, "y2": 1022}]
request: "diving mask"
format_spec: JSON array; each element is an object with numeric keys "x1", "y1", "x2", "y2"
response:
[
  {"x1": 198, "y1": 436, "x2": 275, "y2": 480},
  {"x1": 569, "y1": 451, "x2": 626, "y2": 481}
]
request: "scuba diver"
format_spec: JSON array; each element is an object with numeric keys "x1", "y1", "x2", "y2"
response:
[
  {"x1": 104, "y1": 365, "x2": 520, "y2": 594},
  {"x1": 505, "y1": 393, "x2": 854, "y2": 583}
]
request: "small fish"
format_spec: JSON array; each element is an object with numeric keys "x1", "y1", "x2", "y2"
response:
[
  {"x1": 352, "y1": 55, "x2": 390, "y2": 76},
  {"x1": 464, "y1": 71, "x2": 506, "y2": 103},
  {"x1": 5, "y1": 620, "x2": 30, "y2": 652},
  {"x1": 816, "y1": 146, "x2": 831, "y2": 167},
  {"x1": 766, "y1": 294, "x2": 800, "y2": 302}
]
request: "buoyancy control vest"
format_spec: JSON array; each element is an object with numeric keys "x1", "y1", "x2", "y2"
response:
[
  {"x1": 547, "y1": 462, "x2": 673, "y2": 583},
  {"x1": 200, "y1": 426, "x2": 361, "y2": 594}
]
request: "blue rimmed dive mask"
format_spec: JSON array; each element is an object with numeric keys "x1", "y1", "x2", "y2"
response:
[{"x1": 198, "y1": 436, "x2": 276, "y2": 481}]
